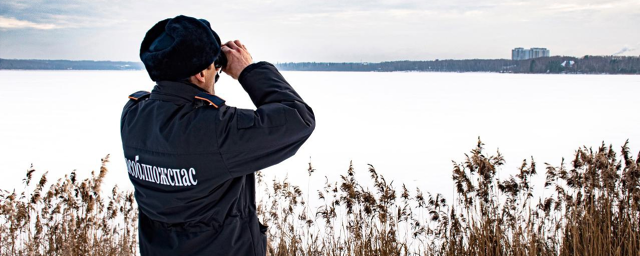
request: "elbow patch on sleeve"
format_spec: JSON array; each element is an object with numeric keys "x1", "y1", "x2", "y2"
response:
[
  {"x1": 285, "y1": 101, "x2": 315, "y2": 127},
  {"x1": 256, "y1": 104, "x2": 286, "y2": 128},
  {"x1": 237, "y1": 109, "x2": 255, "y2": 129}
]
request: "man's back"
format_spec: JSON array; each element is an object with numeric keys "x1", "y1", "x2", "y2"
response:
[{"x1": 120, "y1": 62, "x2": 315, "y2": 255}]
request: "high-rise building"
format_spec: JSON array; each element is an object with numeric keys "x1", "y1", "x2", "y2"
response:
[
  {"x1": 530, "y1": 48, "x2": 550, "y2": 58},
  {"x1": 512, "y1": 47, "x2": 550, "y2": 60}
]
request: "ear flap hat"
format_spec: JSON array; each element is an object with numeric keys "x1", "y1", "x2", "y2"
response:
[{"x1": 140, "y1": 15, "x2": 223, "y2": 81}]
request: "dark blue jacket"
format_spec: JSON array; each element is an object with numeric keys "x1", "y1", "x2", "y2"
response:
[{"x1": 120, "y1": 61, "x2": 315, "y2": 255}]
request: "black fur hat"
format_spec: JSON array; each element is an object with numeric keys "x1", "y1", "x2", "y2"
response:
[{"x1": 140, "y1": 15, "x2": 222, "y2": 81}]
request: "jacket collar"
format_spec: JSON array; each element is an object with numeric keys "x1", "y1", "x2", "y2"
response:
[{"x1": 149, "y1": 80, "x2": 211, "y2": 104}]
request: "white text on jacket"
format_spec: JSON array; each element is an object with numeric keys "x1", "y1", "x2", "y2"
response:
[{"x1": 125, "y1": 155, "x2": 198, "y2": 186}]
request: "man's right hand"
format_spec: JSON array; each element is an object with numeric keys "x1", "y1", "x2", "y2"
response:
[{"x1": 221, "y1": 40, "x2": 253, "y2": 80}]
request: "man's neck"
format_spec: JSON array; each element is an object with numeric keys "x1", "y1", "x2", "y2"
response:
[
  {"x1": 188, "y1": 79, "x2": 215, "y2": 94},
  {"x1": 198, "y1": 84, "x2": 214, "y2": 94}
]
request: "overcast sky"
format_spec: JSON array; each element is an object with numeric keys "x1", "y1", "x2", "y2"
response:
[{"x1": 0, "y1": 0, "x2": 638, "y2": 62}]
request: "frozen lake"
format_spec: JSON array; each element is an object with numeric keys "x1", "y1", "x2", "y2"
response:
[{"x1": 1, "y1": 70, "x2": 638, "y2": 204}]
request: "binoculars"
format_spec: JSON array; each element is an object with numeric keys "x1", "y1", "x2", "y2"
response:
[
  {"x1": 211, "y1": 28, "x2": 227, "y2": 70},
  {"x1": 214, "y1": 51, "x2": 227, "y2": 70}
]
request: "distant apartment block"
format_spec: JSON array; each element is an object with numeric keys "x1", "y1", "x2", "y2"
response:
[{"x1": 512, "y1": 47, "x2": 550, "y2": 60}]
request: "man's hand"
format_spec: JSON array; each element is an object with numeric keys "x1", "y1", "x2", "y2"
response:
[{"x1": 221, "y1": 40, "x2": 253, "y2": 80}]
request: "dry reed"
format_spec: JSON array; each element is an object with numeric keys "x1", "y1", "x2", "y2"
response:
[
  {"x1": 0, "y1": 155, "x2": 138, "y2": 256},
  {"x1": 2, "y1": 139, "x2": 639, "y2": 256},
  {"x1": 256, "y1": 138, "x2": 640, "y2": 256}
]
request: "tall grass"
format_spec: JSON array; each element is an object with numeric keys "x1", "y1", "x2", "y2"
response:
[
  {"x1": 256, "y1": 138, "x2": 640, "y2": 256},
  {"x1": 0, "y1": 155, "x2": 138, "y2": 256},
  {"x1": 2, "y1": 139, "x2": 639, "y2": 255}
]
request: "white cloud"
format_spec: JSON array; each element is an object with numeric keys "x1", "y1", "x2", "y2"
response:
[
  {"x1": 0, "y1": 16, "x2": 58, "y2": 30},
  {"x1": 543, "y1": 0, "x2": 640, "y2": 14},
  {"x1": 43, "y1": 14, "x2": 127, "y2": 28},
  {"x1": 0, "y1": 14, "x2": 127, "y2": 31},
  {"x1": 547, "y1": 3, "x2": 614, "y2": 12},
  {"x1": 1, "y1": 0, "x2": 639, "y2": 61},
  {"x1": 613, "y1": 43, "x2": 640, "y2": 55}
]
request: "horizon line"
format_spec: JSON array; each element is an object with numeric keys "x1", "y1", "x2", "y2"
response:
[{"x1": 2, "y1": 55, "x2": 640, "y2": 64}]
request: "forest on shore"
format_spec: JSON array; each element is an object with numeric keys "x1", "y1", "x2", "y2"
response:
[
  {"x1": 277, "y1": 55, "x2": 640, "y2": 74},
  {"x1": 1, "y1": 55, "x2": 639, "y2": 74}
]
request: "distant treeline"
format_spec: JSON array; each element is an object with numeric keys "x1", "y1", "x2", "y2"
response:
[
  {"x1": 0, "y1": 58, "x2": 144, "y2": 70},
  {"x1": 276, "y1": 55, "x2": 640, "y2": 74},
  {"x1": 2, "y1": 55, "x2": 639, "y2": 74}
]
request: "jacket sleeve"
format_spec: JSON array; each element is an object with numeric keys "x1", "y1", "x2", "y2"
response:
[{"x1": 215, "y1": 61, "x2": 315, "y2": 178}]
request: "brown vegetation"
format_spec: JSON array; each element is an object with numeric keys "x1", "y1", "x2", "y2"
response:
[
  {"x1": 2, "y1": 139, "x2": 639, "y2": 255},
  {"x1": 0, "y1": 155, "x2": 138, "y2": 256},
  {"x1": 256, "y1": 138, "x2": 640, "y2": 256}
]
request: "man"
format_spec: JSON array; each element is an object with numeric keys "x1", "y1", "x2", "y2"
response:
[{"x1": 120, "y1": 15, "x2": 315, "y2": 255}]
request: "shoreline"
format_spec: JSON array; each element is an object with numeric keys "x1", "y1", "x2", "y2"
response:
[{"x1": 2, "y1": 55, "x2": 639, "y2": 74}]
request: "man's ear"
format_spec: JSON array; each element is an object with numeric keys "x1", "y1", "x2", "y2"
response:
[{"x1": 194, "y1": 70, "x2": 206, "y2": 83}]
